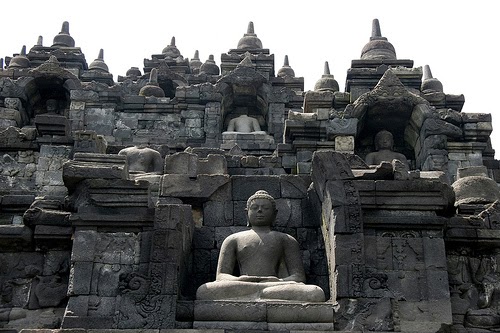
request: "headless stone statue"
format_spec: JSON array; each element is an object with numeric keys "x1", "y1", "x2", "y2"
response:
[
  {"x1": 118, "y1": 145, "x2": 163, "y2": 174},
  {"x1": 365, "y1": 130, "x2": 409, "y2": 167},
  {"x1": 225, "y1": 115, "x2": 265, "y2": 134},
  {"x1": 196, "y1": 190, "x2": 325, "y2": 302}
]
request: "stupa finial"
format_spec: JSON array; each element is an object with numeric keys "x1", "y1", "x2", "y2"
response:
[
  {"x1": 423, "y1": 64, "x2": 433, "y2": 80},
  {"x1": 61, "y1": 21, "x2": 70, "y2": 34},
  {"x1": 371, "y1": 18, "x2": 382, "y2": 39},
  {"x1": 284, "y1": 55, "x2": 290, "y2": 67},
  {"x1": 150, "y1": 68, "x2": 158, "y2": 84},
  {"x1": 324, "y1": 61, "x2": 331, "y2": 75},
  {"x1": 247, "y1": 21, "x2": 255, "y2": 34}
]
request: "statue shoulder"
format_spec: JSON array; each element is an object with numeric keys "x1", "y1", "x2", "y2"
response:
[{"x1": 275, "y1": 231, "x2": 299, "y2": 244}]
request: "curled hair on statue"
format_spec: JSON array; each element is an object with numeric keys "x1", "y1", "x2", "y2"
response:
[
  {"x1": 246, "y1": 190, "x2": 276, "y2": 210},
  {"x1": 245, "y1": 190, "x2": 277, "y2": 227}
]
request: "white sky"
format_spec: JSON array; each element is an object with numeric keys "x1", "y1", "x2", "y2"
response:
[{"x1": 2, "y1": 0, "x2": 499, "y2": 157}]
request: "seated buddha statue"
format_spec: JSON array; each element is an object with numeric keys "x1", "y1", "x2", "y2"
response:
[
  {"x1": 196, "y1": 190, "x2": 325, "y2": 302},
  {"x1": 365, "y1": 130, "x2": 409, "y2": 167},
  {"x1": 224, "y1": 114, "x2": 266, "y2": 134},
  {"x1": 118, "y1": 145, "x2": 163, "y2": 174}
]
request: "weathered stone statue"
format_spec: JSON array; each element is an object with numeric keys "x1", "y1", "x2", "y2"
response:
[
  {"x1": 118, "y1": 145, "x2": 163, "y2": 174},
  {"x1": 45, "y1": 99, "x2": 60, "y2": 114},
  {"x1": 196, "y1": 190, "x2": 325, "y2": 302},
  {"x1": 225, "y1": 114, "x2": 265, "y2": 134},
  {"x1": 464, "y1": 250, "x2": 500, "y2": 329},
  {"x1": 365, "y1": 129, "x2": 409, "y2": 167}
]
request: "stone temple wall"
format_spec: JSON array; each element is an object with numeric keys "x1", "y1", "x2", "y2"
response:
[{"x1": 1, "y1": 19, "x2": 500, "y2": 333}]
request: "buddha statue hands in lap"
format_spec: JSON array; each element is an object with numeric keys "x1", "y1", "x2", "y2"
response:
[
  {"x1": 365, "y1": 129, "x2": 409, "y2": 167},
  {"x1": 196, "y1": 190, "x2": 325, "y2": 302},
  {"x1": 225, "y1": 114, "x2": 266, "y2": 134}
]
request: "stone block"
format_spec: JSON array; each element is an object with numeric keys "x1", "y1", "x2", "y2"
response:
[
  {"x1": 271, "y1": 322, "x2": 335, "y2": 331},
  {"x1": 335, "y1": 233, "x2": 364, "y2": 266},
  {"x1": 280, "y1": 175, "x2": 309, "y2": 198},
  {"x1": 65, "y1": 295, "x2": 89, "y2": 316},
  {"x1": 311, "y1": 151, "x2": 354, "y2": 200},
  {"x1": 197, "y1": 155, "x2": 227, "y2": 175},
  {"x1": 421, "y1": 118, "x2": 462, "y2": 139},
  {"x1": 70, "y1": 90, "x2": 99, "y2": 102},
  {"x1": 62, "y1": 159, "x2": 127, "y2": 190},
  {"x1": 297, "y1": 162, "x2": 311, "y2": 174},
  {"x1": 193, "y1": 227, "x2": 215, "y2": 249},
  {"x1": 297, "y1": 150, "x2": 313, "y2": 162},
  {"x1": 398, "y1": 300, "x2": 452, "y2": 332},
  {"x1": 69, "y1": 261, "x2": 93, "y2": 295},
  {"x1": 233, "y1": 201, "x2": 248, "y2": 226},
  {"x1": 231, "y1": 175, "x2": 281, "y2": 200},
  {"x1": 316, "y1": 108, "x2": 330, "y2": 120},
  {"x1": 154, "y1": 204, "x2": 192, "y2": 230},
  {"x1": 422, "y1": 237, "x2": 447, "y2": 270},
  {"x1": 71, "y1": 230, "x2": 98, "y2": 262},
  {"x1": 467, "y1": 152, "x2": 483, "y2": 166},
  {"x1": 160, "y1": 174, "x2": 230, "y2": 199},
  {"x1": 0, "y1": 108, "x2": 22, "y2": 125},
  {"x1": 240, "y1": 155, "x2": 259, "y2": 168},
  {"x1": 281, "y1": 154, "x2": 297, "y2": 169},
  {"x1": 448, "y1": 152, "x2": 466, "y2": 161},
  {"x1": 426, "y1": 270, "x2": 450, "y2": 300},
  {"x1": 327, "y1": 118, "x2": 358, "y2": 137},
  {"x1": 194, "y1": 300, "x2": 267, "y2": 322},
  {"x1": 62, "y1": 316, "x2": 114, "y2": 329},
  {"x1": 194, "y1": 249, "x2": 211, "y2": 273},
  {"x1": 164, "y1": 152, "x2": 198, "y2": 176},
  {"x1": 194, "y1": 321, "x2": 267, "y2": 330},
  {"x1": 410, "y1": 103, "x2": 434, "y2": 129},
  {"x1": 203, "y1": 201, "x2": 233, "y2": 227},
  {"x1": 457, "y1": 165, "x2": 488, "y2": 179},
  {"x1": 266, "y1": 302, "x2": 334, "y2": 323},
  {"x1": 185, "y1": 118, "x2": 202, "y2": 127},
  {"x1": 335, "y1": 135, "x2": 355, "y2": 152}
]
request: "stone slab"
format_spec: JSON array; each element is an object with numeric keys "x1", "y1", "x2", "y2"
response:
[
  {"x1": 267, "y1": 302, "x2": 335, "y2": 323},
  {"x1": 193, "y1": 321, "x2": 267, "y2": 330},
  {"x1": 160, "y1": 174, "x2": 230, "y2": 198},
  {"x1": 269, "y1": 322, "x2": 335, "y2": 330},
  {"x1": 194, "y1": 300, "x2": 266, "y2": 322}
]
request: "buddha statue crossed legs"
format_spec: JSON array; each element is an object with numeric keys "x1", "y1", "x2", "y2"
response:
[
  {"x1": 196, "y1": 190, "x2": 325, "y2": 302},
  {"x1": 365, "y1": 129, "x2": 409, "y2": 167}
]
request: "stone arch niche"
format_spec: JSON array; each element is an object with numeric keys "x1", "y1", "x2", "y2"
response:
[
  {"x1": 140, "y1": 63, "x2": 188, "y2": 99},
  {"x1": 26, "y1": 56, "x2": 80, "y2": 116},
  {"x1": 216, "y1": 61, "x2": 269, "y2": 132},
  {"x1": 349, "y1": 69, "x2": 432, "y2": 170},
  {"x1": 156, "y1": 64, "x2": 188, "y2": 98}
]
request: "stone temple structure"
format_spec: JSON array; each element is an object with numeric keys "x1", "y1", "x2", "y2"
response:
[{"x1": 0, "y1": 18, "x2": 499, "y2": 333}]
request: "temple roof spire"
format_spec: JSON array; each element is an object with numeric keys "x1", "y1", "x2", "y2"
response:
[
  {"x1": 277, "y1": 55, "x2": 295, "y2": 78},
  {"x1": 360, "y1": 18, "x2": 396, "y2": 60},
  {"x1": 314, "y1": 61, "x2": 339, "y2": 92},
  {"x1": 162, "y1": 36, "x2": 181, "y2": 58},
  {"x1": 237, "y1": 21, "x2": 263, "y2": 50},
  {"x1": 8, "y1": 45, "x2": 30, "y2": 69},
  {"x1": 421, "y1": 64, "x2": 443, "y2": 93},
  {"x1": 52, "y1": 21, "x2": 75, "y2": 48},
  {"x1": 89, "y1": 49, "x2": 109, "y2": 73}
]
